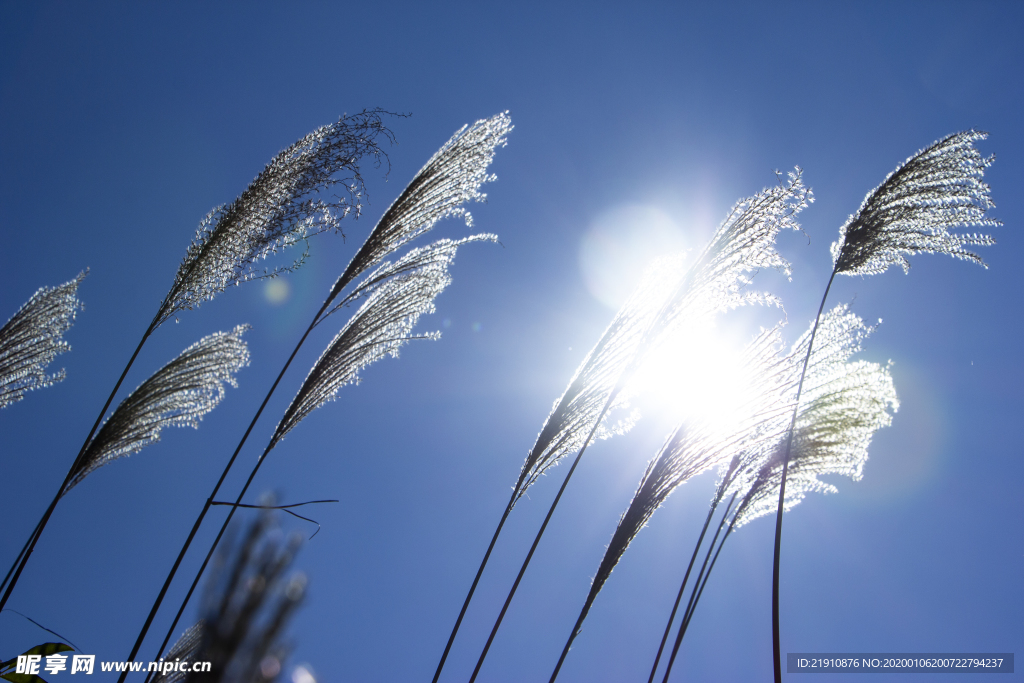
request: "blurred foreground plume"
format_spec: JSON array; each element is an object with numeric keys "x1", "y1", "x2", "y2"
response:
[
  {"x1": 183, "y1": 511, "x2": 305, "y2": 683},
  {"x1": 0, "y1": 271, "x2": 86, "y2": 409}
]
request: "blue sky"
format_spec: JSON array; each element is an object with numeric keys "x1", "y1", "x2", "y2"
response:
[{"x1": 1, "y1": 2, "x2": 1021, "y2": 681}]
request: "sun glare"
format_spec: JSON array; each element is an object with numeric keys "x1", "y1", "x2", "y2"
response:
[{"x1": 628, "y1": 322, "x2": 755, "y2": 435}]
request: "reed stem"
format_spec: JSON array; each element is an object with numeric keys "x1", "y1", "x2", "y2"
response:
[
  {"x1": 431, "y1": 487, "x2": 518, "y2": 683},
  {"x1": 660, "y1": 492, "x2": 736, "y2": 683},
  {"x1": 0, "y1": 519, "x2": 41, "y2": 597},
  {"x1": 121, "y1": 299, "x2": 330, "y2": 683},
  {"x1": 646, "y1": 488, "x2": 725, "y2": 683},
  {"x1": 771, "y1": 266, "x2": 836, "y2": 683},
  {"x1": 468, "y1": 442, "x2": 589, "y2": 683},
  {"x1": 0, "y1": 321, "x2": 156, "y2": 613}
]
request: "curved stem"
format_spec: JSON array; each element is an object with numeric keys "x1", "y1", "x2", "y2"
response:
[
  {"x1": 771, "y1": 265, "x2": 837, "y2": 683},
  {"x1": 467, "y1": 441, "x2": 591, "y2": 683},
  {"x1": 646, "y1": 489, "x2": 725, "y2": 683},
  {"x1": 431, "y1": 488, "x2": 517, "y2": 683},
  {"x1": 547, "y1": 586, "x2": 592, "y2": 683},
  {"x1": 0, "y1": 321, "x2": 155, "y2": 613},
  {"x1": 661, "y1": 493, "x2": 736, "y2": 683},
  {"x1": 120, "y1": 300, "x2": 331, "y2": 683},
  {"x1": 662, "y1": 517, "x2": 737, "y2": 683},
  {"x1": 1, "y1": 520, "x2": 41, "y2": 598}
]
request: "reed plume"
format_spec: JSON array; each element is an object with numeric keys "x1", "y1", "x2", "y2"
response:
[
  {"x1": 517, "y1": 171, "x2": 811, "y2": 504},
  {"x1": 641, "y1": 307, "x2": 895, "y2": 683},
  {"x1": 155, "y1": 110, "x2": 395, "y2": 327},
  {"x1": 0, "y1": 114, "x2": 392, "y2": 614},
  {"x1": 126, "y1": 114, "x2": 511, "y2": 679},
  {"x1": 0, "y1": 271, "x2": 86, "y2": 409},
  {"x1": 730, "y1": 308, "x2": 897, "y2": 527},
  {"x1": 273, "y1": 235, "x2": 493, "y2": 446},
  {"x1": 769, "y1": 130, "x2": 999, "y2": 682},
  {"x1": 547, "y1": 326, "x2": 794, "y2": 680},
  {"x1": 63, "y1": 326, "x2": 250, "y2": 493},
  {"x1": 458, "y1": 171, "x2": 812, "y2": 683},
  {"x1": 322, "y1": 111, "x2": 511, "y2": 306},
  {"x1": 832, "y1": 130, "x2": 999, "y2": 276}
]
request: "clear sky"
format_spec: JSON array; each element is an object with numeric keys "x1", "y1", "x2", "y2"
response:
[{"x1": 1, "y1": 2, "x2": 1021, "y2": 682}]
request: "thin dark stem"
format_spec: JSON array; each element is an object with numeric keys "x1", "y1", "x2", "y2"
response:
[
  {"x1": 662, "y1": 518, "x2": 738, "y2": 683},
  {"x1": 467, "y1": 441, "x2": 591, "y2": 683},
  {"x1": 0, "y1": 520, "x2": 41, "y2": 597},
  {"x1": 431, "y1": 487, "x2": 518, "y2": 683},
  {"x1": 150, "y1": 437, "x2": 275, "y2": 677},
  {"x1": 208, "y1": 499, "x2": 340, "y2": 509},
  {"x1": 147, "y1": 334, "x2": 441, "y2": 673},
  {"x1": 121, "y1": 300, "x2": 331, "y2": 683},
  {"x1": 661, "y1": 493, "x2": 737, "y2": 683},
  {"x1": 771, "y1": 266, "x2": 836, "y2": 683},
  {"x1": 679, "y1": 519, "x2": 735, "y2": 642},
  {"x1": 0, "y1": 321, "x2": 156, "y2": 613},
  {"x1": 547, "y1": 585, "x2": 593, "y2": 683},
  {"x1": 1, "y1": 608, "x2": 82, "y2": 651},
  {"x1": 646, "y1": 491, "x2": 725, "y2": 683},
  {"x1": 209, "y1": 499, "x2": 339, "y2": 539},
  {"x1": 469, "y1": 315, "x2": 661, "y2": 681}
]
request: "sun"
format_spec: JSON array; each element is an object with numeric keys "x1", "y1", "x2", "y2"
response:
[{"x1": 627, "y1": 320, "x2": 756, "y2": 436}]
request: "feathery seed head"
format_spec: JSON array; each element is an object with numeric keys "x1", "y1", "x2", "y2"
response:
[
  {"x1": 0, "y1": 271, "x2": 86, "y2": 409},
  {"x1": 325, "y1": 112, "x2": 512, "y2": 305},
  {"x1": 578, "y1": 305, "x2": 895, "y2": 615},
  {"x1": 64, "y1": 325, "x2": 250, "y2": 492},
  {"x1": 583, "y1": 325, "x2": 794, "y2": 603},
  {"x1": 730, "y1": 306, "x2": 897, "y2": 527},
  {"x1": 513, "y1": 170, "x2": 810, "y2": 505},
  {"x1": 271, "y1": 236, "x2": 491, "y2": 446},
  {"x1": 831, "y1": 130, "x2": 999, "y2": 276},
  {"x1": 156, "y1": 110, "x2": 395, "y2": 327}
]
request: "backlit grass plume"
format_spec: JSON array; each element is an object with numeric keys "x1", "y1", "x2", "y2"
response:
[
  {"x1": 731, "y1": 308, "x2": 898, "y2": 526},
  {"x1": 323, "y1": 111, "x2": 512, "y2": 306},
  {"x1": 584, "y1": 329, "x2": 792, "y2": 605},
  {"x1": 155, "y1": 110, "x2": 395, "y2": 327},
  {"x1": 0, "y1": 271, "x2": 85, "y2": 409},
  {"x1": 129, "y1": 115, "x2": 512, "y2": 678},
  {"x1": 457, "y1": 171, "x2": 812, "y2": 683},
  {"x1": 272, "y1": 235, "x2": 489, "y2": 447},
  {"x1": 547, "y1": 326, "x2": 797, "y2": 680},
  {"x1": 769, "y1": 131, "x2": 998, "y2": 682},
  {"x1": 831, "y1": 130, "x2": 999, "y2": 276},
  {"x1": 517, "y1": 170, "x2": 812, "y2": 505},
  {"x1": 63, "y1": 325, "x2": 250, "y2": 492},
  {"x1": 647, "y1": 307, "x2": 896, "y2": 683}
]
